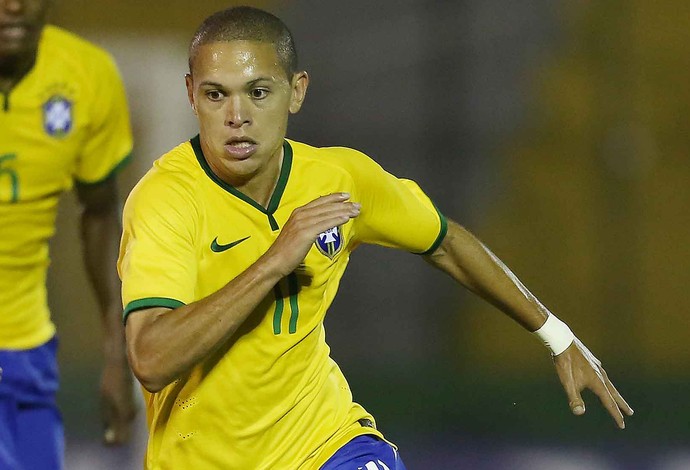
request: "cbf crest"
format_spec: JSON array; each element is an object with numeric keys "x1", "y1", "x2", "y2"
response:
[
  {"x1": 315, "y1": 226, "x2": 343, "y2": 259},
  {"x1": 43, "y1": 95, "x2": 73, "y2": 138}
]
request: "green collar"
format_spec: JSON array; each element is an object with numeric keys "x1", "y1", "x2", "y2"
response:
[{"x1": 191, "y1": 135, "x2": 292, "y2": 230}]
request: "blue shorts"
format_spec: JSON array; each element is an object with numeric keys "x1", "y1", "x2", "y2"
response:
[
  {"x1": 321, "y1": 435, "x2": 407, "y2": 470},
  {"x1": 0, "y1": 336, "x2": 64, "y2": 470}
]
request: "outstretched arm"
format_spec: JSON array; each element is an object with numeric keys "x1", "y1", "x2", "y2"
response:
[
  {"x1": 76, "y1": 176, "x2": 137, "y2": 445},
  {"x1": 424, "y1": 219, "x2": 634, "y2": 428}
]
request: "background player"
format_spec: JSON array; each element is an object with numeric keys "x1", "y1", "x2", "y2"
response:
[
  {"x1": 0, "y1": 0, "x2": 136, "y2": 468},
  {"x1": 119, "y1": 6, "x2": 633, "y2": 469}
]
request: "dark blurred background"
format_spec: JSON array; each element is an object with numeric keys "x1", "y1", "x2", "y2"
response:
[{"x1": 46, "y1": 1, "x2": 690, "y2": 469}]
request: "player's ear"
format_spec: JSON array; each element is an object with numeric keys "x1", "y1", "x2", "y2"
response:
[
  {"x1": 289, "y1": 71, "x2": 309, "y2": 114},
  {"x1": 185, "y1": 73, "x2": 197, "y2": 115}
]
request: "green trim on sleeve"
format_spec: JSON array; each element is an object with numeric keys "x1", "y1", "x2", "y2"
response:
[
  {"x1": 418, "y1": 206, "x2": 448, "y2": 256},
  {"x1": 123, "y1": 297, "x2": 185, "y2": 323},
  {"x1": 74, "y1": 152, "x2": 132, "y2": 187}
]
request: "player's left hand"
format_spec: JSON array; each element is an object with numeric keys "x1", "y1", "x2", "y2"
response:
[
  {"x1": 553, "y1": 338, "x2": 634, "y2": 429},
  {"x1": 100, "y1": 357, "x2": 138, "y2": 445}
]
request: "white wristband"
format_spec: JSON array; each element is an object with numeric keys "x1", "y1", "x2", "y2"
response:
[{"x1": 533, "y1": 314, "x2": 575, "y2": 356}]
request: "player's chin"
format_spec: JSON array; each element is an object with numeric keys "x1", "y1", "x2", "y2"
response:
[
  {"x1": 0, "y1": 31, "x2": 40, "y2": 55},
  {"x1": 220, "y1": 156, "x2": 263, "y2": 178},
  {"x1": 0, "y1": 42, "x2": 28, "y2": 58}
]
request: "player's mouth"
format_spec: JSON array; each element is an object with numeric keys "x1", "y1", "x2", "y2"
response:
[{"x1": 224, "y1": 137, "x2": 258, "y2": 160}]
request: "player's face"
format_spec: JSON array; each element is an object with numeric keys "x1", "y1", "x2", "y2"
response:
[
  {"x1": 0, "y1": 0, "x2": 52, "y2": 60},
  {"x1": 186, "y1": 40, "x2": 308, "y2": 188}
]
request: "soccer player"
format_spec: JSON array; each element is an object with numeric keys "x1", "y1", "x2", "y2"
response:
[
  {"x1": 0, "y1": 0, "x2": 137, "y2": 468},
  {"x1": 119, "y1": 6, "x2": 634, "y2": 469}
]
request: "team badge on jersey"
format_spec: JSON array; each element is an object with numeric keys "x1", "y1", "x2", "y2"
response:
[
  {"x1": 43, "y1": 95, "x2": 73, "y2": 137},
  {"x1": 315, "y1": 226, "x2": 342, "y2": 259}
]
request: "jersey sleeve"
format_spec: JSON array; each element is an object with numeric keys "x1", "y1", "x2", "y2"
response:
[
  {"x1": 342, "y1": 148, "x2": 447, "y2": 254},
  {"x1": 74, "y1": 52, "x2": 133, "y2": 184},
  {"x1": 118, "y1": 175, "x2": 198, "y2": 322}
]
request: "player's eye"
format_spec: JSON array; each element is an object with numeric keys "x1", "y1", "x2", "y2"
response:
[
  {"x1": 250, "y1": 88, "x2": 269, "y2": 100},
  {"x1": 206, "y1": 90, "x2": 224, "y2": 101}
]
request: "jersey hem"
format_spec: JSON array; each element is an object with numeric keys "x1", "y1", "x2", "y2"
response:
[
  {"x1": 310, "y1": 427, "x2": 387, "y2": 469},
  {"x1": 0, "y1": 323, "x2": 56, "y2": 350}
]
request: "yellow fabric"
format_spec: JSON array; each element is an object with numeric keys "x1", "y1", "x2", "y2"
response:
[
  {"x1": 119, "y1": 138, "x2": 445, "y2": 469},
  {"x1": 0, "y1": 26, "x2": 133, "y2": 349}
]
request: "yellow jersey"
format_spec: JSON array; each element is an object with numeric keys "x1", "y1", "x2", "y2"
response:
[
  {"x1": 0, "y1": 26, "x2": 133, "y2": 349},
  {"x1": 119, "y1": 137, "x2": 446, "y2": 469}
]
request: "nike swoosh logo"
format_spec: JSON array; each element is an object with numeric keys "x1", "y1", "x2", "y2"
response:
[{"x1": 210, "y1": 236, "x2": 251, "y2": 253}]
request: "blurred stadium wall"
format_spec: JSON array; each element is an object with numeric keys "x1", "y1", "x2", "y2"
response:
[{"x1": 46, "y1": 1, "x2": 689, "y2": 468}]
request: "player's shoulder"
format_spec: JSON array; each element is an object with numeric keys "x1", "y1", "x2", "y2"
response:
[
  {"x1": 125, "y1": 141, "x2": 201, "y2": 212},
  {"x1": 40, "y1": 25, "x2": 119, "y2": 76},
  {"x1": 287, "y1": 139, "x2": 381, "y2": 177},
  {"x1": 42, "y1": 25, "x2": 111, "y2": 60}
]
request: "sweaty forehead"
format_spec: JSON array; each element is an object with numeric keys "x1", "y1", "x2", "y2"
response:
[{"x1": 190, "y1": 40, "x2": 284, "y2": 79}]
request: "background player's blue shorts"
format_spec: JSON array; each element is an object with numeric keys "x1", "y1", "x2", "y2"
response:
[
  {"x1": 321, "y1": 435, "x2": 407, "y2": 470},
  {"x1": 0, "y1": 336, "x2": 64, "y2": 470}
]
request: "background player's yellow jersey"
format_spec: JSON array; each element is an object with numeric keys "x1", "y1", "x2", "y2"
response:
[
  {"x1": 0, "y1": 26, "x2": 133, "y2": 349},
  {"x1": 119, "y1": 137, "x2": 446, "y2": 469}
]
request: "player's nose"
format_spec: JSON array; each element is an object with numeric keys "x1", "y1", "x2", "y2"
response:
[{"x1": 225, "y1": 95, "x2": 251, "y2": 128}]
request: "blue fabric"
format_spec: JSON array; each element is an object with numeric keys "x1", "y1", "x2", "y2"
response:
[
  {"x1": 321, "y1": 435, "x2": 407, "y2": 470},
  {"x1": 0, "y1": 337, "x2": 64, "y2": 470}
]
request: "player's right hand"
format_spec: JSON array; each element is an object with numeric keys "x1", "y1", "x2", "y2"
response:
[{"x1": 265, "y1": 193, "x2": 360, "y2": 277}]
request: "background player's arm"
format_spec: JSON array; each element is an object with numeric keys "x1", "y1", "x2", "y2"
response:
[
  {"x1": 424, "y1": 219, "x2": 634, "y2": 428},
  {"x1": 76, "y1": 177, "x2": 136, "y2": 445},
  {"x1": 125, "y1": 193, "x2": 360, "y2": 393}
]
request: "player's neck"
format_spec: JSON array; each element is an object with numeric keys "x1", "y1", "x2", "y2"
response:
[
  {"x1": 204, "y1": 144, "x2": 285, "y2": 209},
  {"x1": 233, "y1": 150, "x2": 285, "y2": 208},
  {"x1": 0, "y1": 51, "x2": 37, "y2": 94}
]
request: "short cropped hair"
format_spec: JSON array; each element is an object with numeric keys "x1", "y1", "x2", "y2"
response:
[{"x1": 189, "y1": 6, "x2": 298, "y2": 78}]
